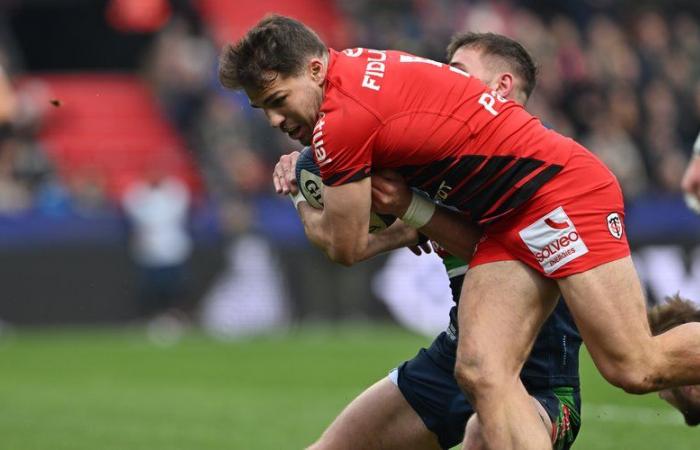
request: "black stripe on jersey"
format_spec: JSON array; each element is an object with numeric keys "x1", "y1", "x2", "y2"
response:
[
  {"x1": 400, "y1": 157, "x2": 456, "y2": 188},
  {"x1": 420, "y1": 155, "x2": 487, "y2": 197},
  {"x1": 447, "y1": 155, "x2": 515, "y2": 207},
  {"x1": 466, "y1": 158, "x2": 544, "y2": 219},
  {"x1": 482, "y1": 164, "x2": 563, "y2": 222},
  {"x1": 324, "y1": 167, "x2": 370, "y2": 186}
]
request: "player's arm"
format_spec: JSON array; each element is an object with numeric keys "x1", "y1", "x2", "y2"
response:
[
  {"x1": 359, "y1": 219, "x2": 423, "y2": 260},
  {"x1": 372, "y1": 170, "x2": 481, "y2": 262},
  {"x1": 295, "y1": 179, "x2": 372, "y2": 266},
  {"x1": 297, "y1": 196, "x2": 422, "y2": 261},
  {"x1": 274, "y1": 151, "x2": 419, "y2": 262}
]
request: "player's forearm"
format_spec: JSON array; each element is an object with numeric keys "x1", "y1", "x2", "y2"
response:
[
  {"x1": 297, "y1": 202, "x2": 370, "y2": 266},
  {"x1": 297, "y1": 201, "x2": 333, "y2": 250},
  {"x1": 357, "y1": 220, "x2": 418, "y2": 261},
  {"x1": 416, "y1": 206, "x2": 481, "y2": 263}
]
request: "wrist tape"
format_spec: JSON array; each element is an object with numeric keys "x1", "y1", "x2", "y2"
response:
[
  {"x1": 288, "y1": 191, "x2": 306, "y2": 210},
  {"x1": 401, "y1": 192, "x2": 435, "y2": 229}
]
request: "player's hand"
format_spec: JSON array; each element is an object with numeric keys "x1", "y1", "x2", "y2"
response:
[
  {"x1": 407, "y1": 232, "x2": 432, "y2": 255},
  {"x1": 371, "y1": 169, "x2": 412, "y2": 216},
  {"x1": 408, "y1": 242, "x2": 433, "y2": 256},
  {"x1": 273, "y1": 151, "x2": 300, "y2": 195},
  {"x1": 681, "y1": 156, "x2": 700, "y2": 213}
]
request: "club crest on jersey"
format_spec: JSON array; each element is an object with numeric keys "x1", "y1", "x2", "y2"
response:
[
  {"x1": 606, "y1": 212, "x2": 623, "y2": 239},
  {"x1": 343, "y1": 48, "x2": 363, "y2": 57},
  {"x1": 519, "y1": 207, "x2": 589, "y2": 274}
]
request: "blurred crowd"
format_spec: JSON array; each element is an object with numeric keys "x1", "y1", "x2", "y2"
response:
[
  {"x1": 340, "y1": 0, "x2": 700, "y2": 200},
  {"x1": 0, "y1": 0, "x2": 697, "y2": 329},
  {"x1": 0, "y1": 1, "x2": 698, "y2": 221}
]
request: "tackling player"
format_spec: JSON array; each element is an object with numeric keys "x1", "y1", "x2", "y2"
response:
[
  {"x1": 275, "y1": 32, "x2": 581, "y2": 450},
  {"x1": 647, "y1": 295, "x2": 700, "y2": 426},
  {"x1": 220, "y1": 16, "x2": 700, "y2": 450}
]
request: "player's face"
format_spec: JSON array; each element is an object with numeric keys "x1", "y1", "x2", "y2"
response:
[
  {"x1": 449, "y1": 46, "x2": 525, "y2": 104},
  {"x1": 449, "y1": 47, "x2": 499, "y2": 90},
  {"x1": 246, "y1": 64, "x2": 324, "y2": 146}
]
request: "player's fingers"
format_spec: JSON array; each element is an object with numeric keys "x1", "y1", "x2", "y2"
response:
[
  {"x1": 290, "y1": 151, "x2": 300, "y2": 167},
  {"x1": 284, "y1": 173, "x2": 294, "y2": 187},
  {"x1": 273, "y1": 174, "x2": 282, "y2": 193},
  {"x1": 371, "y1": 189, "x2": 390, "y2": 213},
  {"x1": 277, "y1": 172, "x2": 290, "y2": 195},
  {"x1": 273, "y1": 162, "x2": 286, "y2": 182},
  {"x1": 371, "y1": 185, "x2": 385, "y2": 199},
  {"x1": 371, "y1": 177, "x2": 395, "y2": 195},
  {"x1": 408, "y1": 245, "x2": 422, "y2": 255}
]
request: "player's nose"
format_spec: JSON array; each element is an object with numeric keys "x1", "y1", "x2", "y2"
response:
[{"x1": 264, "y1": 109, "x2": 285, "y2": 128}]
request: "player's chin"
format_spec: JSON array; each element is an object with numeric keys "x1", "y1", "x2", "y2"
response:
[{"x1": 297, "y1": 130, "x2": 312, "y2": 146}]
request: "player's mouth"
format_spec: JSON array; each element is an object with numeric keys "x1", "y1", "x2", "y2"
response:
[{"x1": 288, "y1": 126, "x2": 305, "y2": 141}]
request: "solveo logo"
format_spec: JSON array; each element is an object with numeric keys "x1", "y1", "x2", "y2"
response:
[
  {"x1": 534, "y1": 231, "x2": 580, "y2": 262},
  {"x1": 519, "y1": 206, "x2": 589, "y2": 274}
]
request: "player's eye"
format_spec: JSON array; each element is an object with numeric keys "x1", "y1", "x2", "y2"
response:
[{"x1": 271, "y1": 96, "x2": 286, "y2": 107}]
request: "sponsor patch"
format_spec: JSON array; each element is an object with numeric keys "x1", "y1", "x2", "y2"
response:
[
  {"x1": 519, "y1": 207, "x2": 589, "y2": 274},
  {"x1": 606, "y1": 212, "x2": 623, "y2": 239}
]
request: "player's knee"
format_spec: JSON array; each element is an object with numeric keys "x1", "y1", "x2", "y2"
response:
[{"x1": 454, "y1": 357, "x2": 497, "y2": 396}]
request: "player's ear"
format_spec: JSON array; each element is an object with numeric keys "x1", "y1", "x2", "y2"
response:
[
  {"x1": 309, "y1": 58, "x2": 326, "y2": 86},
  {"x1": 495, "y1": 72, "x2": 514, "y2": 99}
]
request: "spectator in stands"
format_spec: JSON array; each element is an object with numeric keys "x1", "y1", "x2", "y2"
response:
[
  {"x1": 682, "y1": 131, "x2": 700, "y2": 213},
  {"x1": 122, "y1": 166, "x2": 192, "y2": 327},
  {"x1": 0, "y1": 60, "x2": 31, "y2": 214}
]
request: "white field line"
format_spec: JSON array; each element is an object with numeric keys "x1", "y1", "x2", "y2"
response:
[{"x1": 584, "y1": 403, "x2": 685, "y2": 426}]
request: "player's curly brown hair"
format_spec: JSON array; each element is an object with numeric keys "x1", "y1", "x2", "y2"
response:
[
  {"x1": 647, "y1": 294, "x2": 700, "y2": 335},
  {"x1": 219, "y1": 15, "x2": 327, "y2": 92}
]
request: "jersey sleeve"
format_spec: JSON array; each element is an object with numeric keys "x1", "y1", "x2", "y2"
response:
[{"x1": 313, "y1": 101, "x2": 380, "y2": 187}]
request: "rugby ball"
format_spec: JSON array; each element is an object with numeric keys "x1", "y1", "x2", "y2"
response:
[{"x1": 295, "y1": 147, "x2": 396, "y2": 233}]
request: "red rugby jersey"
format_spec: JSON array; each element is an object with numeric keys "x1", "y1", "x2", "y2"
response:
[{"x1": 313, "y1": 48, "x2": 581, "y2": 224}]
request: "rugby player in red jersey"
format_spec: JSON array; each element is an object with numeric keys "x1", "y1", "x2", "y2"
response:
[
  {"x1": 274, "y1": 32, "x2": 582, "y2": 450},
  {"x1": 219, "y1": 15, "x2": 700, "y2": 450},
  {"x1": 647, "y1": 295, "x2": 700, "y2": 427}
]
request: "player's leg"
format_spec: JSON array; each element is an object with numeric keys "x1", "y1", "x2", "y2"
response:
[
  {"x1": 454, "y1": 260, "x2": 560, "y2": 450},
  {"x1": 463, "y1": 387, "x2": 581, "y2": 450},
  {"x1": 463, "y1": 397, "x2": 552, "y2": 450},
  {"x1": 557, "y1": 256, "x2": 700, "y2": 393},
  {"x1": 307, "y1": 377, "x2": 441, "y2": 450}
]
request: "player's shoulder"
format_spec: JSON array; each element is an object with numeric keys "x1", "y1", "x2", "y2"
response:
[{"x1": 319, "y1": 49, "x2": 385, "y2": 126}]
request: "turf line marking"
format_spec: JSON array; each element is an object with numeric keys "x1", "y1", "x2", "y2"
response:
[{"x1": 584, "y1": 403, "x2": 684, "y2": 426}]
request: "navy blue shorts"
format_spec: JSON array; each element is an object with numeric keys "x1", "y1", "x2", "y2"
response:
[{"x1": 396, "y1": 331, "x2": 581, "y2": 449}]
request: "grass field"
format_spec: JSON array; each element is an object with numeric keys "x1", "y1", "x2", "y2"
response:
[{"x1": 0, "y1": 325, "x2": 696, "y2": 450}]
